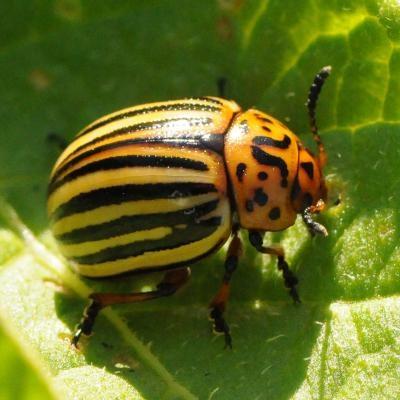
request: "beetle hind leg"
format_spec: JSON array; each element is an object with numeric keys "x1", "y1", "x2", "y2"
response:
[
  {"x1": 209, "y1": 228, "x2": 242, "y2": 348},
  {"x1": 249, "y1": 231, "x2": 300, "y2": 303},
  {"x1": 72, "y1": 267, "x2": 190, "y2": 347}
]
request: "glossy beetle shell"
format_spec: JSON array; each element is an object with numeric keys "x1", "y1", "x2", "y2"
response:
[{"x1": 48, "y1": 96, "x2": 324, "y2": 277}]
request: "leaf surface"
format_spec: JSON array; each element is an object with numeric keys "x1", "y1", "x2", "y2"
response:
[{"x1": 1, "y1": 1, "x2": 400, "y2": 399}]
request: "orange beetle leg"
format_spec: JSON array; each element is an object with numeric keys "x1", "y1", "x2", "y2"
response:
[
  {"x1": 248, "y1": 230, "x2": 300, "y2": 303},
  {"x1": 209, "y1": 227, "x2": 242, "y2": 348},
  {"x1": 72, "y1": 268, "x2": 190, "y2": 347}
]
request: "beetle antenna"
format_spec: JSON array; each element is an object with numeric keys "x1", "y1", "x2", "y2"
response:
[{"x1": 306, "y1": 65, "x2": 331, "y2": 168}]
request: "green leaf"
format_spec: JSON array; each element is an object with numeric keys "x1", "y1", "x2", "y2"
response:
[{"x1": 1, "y1": 1, "x2": 400, "y2": 399}]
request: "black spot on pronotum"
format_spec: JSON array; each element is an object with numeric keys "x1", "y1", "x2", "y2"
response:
[
  {"x1": 269, "y1": 207, "x2": 281, "y2": 220},
  {"x1": 262, "y1": 126, "x2": 271, "y2": 133},
  {"x1": 255, "y1": 114, "x2": 273, "y2": 124},
  {"x1": 236, "y1": 163, "x2": 247, "y2": 182},
  {"x1": 258, "y1": 171, "x2": 268, "y2": 181},
  {"x1": 300, "y1": 162, "x2": 314, "y2": 180},
  {"x1": 245, "y1": 200, "x2": 254, "y2": 212},
  {"x1": 254, "y1": 188, "x2": 268, "y2": 206},
  {"x1": 251, "y1": 146, "x2": 288, "y2": 187}
]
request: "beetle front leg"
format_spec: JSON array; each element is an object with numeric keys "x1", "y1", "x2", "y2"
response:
[
  {"x1": 72, "y1": 268, "x2": 190, "y2": 347},
  {"x1": 209, "y1": 228, "x2": 242, "y2": 348},
  {"x1": 302, "y1": 199, "x2": 328, "y2": 237},
  {"x1": 248, "y1": 230, "x2": 300, "y2": 303}
]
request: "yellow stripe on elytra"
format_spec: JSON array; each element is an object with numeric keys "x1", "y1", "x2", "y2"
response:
[
  {"x1": 47, "y1": 167, "x2": 213, "y2": 216},
  {"x1": 70, "y1": 201, "x2": 231, "y2": 277},
  {"x1": 52, "y1": 193, "x2": 218, "y2": 236},
  {"x1": 59, "y1": 226, "x2": 172, "y2": 258}
]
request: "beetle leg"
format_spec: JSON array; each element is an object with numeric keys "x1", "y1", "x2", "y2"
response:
[
  {"x1": 302, "y1": 199, "x2": 328, "y2": 237},
  {"x1": 209, "y1": 228, "x2": 242, "y2": 348},
  {"x1": 72, "y1": 267, "x2": 190, "y2": 347},
  {"x1": 248, "y1": 231, "x2": 300, "y2": 303}
]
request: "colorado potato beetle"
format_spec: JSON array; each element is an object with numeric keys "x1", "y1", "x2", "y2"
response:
[{"x1": 48, "y1": 67, "x2": 331, "y2": 347}]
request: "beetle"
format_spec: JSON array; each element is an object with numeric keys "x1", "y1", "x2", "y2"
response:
[{"x1": 47, "y1": 66, "x2": 331, "y2": 348}]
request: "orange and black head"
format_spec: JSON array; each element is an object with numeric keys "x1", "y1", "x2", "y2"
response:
[{"x1": 224, "y1": 66, "x2": 331, "y2": 233}]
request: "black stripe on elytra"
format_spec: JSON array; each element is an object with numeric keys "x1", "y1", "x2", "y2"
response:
[
  {"x1": 95, "y1": 235, "x2": 227, "y2": 277},
  {"x1": 49, "y1": 155, "x2": 209, "y2": 195},
  {"x1": 51, "y1": 134, "x2": 225, "y2": 186},
  {"x1": 236, "y1": 163, "x2": 246, "y2": 182},
  {"x1": 252, "y1": 134, "x2": 291, "y2": 149},
  {"x1": 300, "y1": 161, "x2": 314, "y2": 180},
  {"x1": 77, "y1": 102, "x2": 221, "y2": 138},
  {"x1": 70, "y1": 216, "x2": 221, "y2": 265},
  {"x1": 194, "y1": 96, "x2": 224, "y2": 105},
  {"x1": 57, "y1": 199, "x2": 220, "y2": 244},
  {"x1": 69, "y1": 117, "x2": 213, "y2": 159},
  {"x1": 251, "y1": 146, "x2": 289, "y2": 187},
  {"x1": 51, "y1": 182, "x2": 217, "y2": 222}
]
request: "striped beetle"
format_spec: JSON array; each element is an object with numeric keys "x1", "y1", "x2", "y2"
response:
[{"x1": 48, "y1": 67, "x2": 331, "y2": 347}]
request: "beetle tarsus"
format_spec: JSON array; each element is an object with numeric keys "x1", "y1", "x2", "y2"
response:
[
  {"x1": 71, "y1": 328, "x2": 83, "y2": 347},
  {"x1": 72, "y1": 297, "x2": 102, "y2": 347},
  {"x1": 277, "y1": 256, "x2": 300, "y2": 304},
  {"x1": 210, "y1": 306, "x2": 232, "y2": 349}
]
